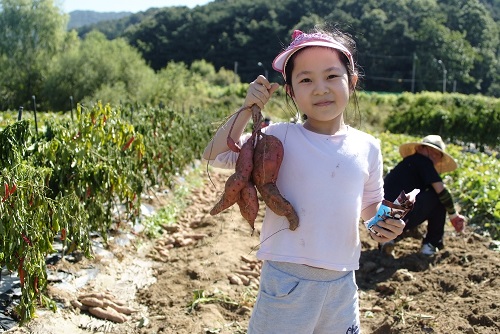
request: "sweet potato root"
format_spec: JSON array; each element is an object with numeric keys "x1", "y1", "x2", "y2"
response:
[
  {"x1": 210, "y1": 106, "x2": 299, "y2": 232},
  {"x1": 253, "y1": 132, "x2": 299, "y2": 230},
  {"x1": 252, "y1": 132, "x2": 283, "y2": 185},
  {"x1": 235, "y1": 134, "x2": 255, "y2": 178},
  {"x1": 210, "y1": 173, "x2": 245, "y2": 215},
  {"x1": 210, "y1": 132, "x2": 255, "y2": 216},
  {"x1": 237, "y1": 180, "x2": 259, "y2": 230},
  {"x1": 88, "y1": 306, "x2": 126, "y2": 323},
  {"x1": 257, "y1": 183, "x2": 299, "y2": 230}
]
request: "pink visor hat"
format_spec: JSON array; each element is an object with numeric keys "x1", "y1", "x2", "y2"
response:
[{"x1": 272, "y1": 30, "x2": 355, "y2": 80}]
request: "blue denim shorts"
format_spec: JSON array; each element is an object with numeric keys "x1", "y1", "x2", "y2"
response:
[{"x1": 248, "y1": 261, "x2": 361, "y2": 334}]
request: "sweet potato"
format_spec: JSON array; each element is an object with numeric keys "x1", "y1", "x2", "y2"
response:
[
  {"x1": 103, "y1": 300, "x2": 137, "y2": 315},
  {"x1": 79, "y1": 297, "x2": 104, "y2": 308},
  {"x1": 236, "y1": 180, "x2": 259, "y2": 230},
  {"x1": 210, "y1": 173, "x2": 245, "y2": 215},
  {"x1": 253, "y1": 133, "x2": 299, "y2": 230},
  {"x1": 88, "y1": 306, "x2": 126, "y2": 323},
  {"x1": 235, "y1": 134, "x2": 255, "y2": 177},
  {"x1": 257, "y1": 183, "x2": 299, "y2": 230},
  {"x1": 210, "y1": 105, "x2": 299, "y2": 232},
  {"x1": 252, "y1": 132, "x2": 283, "y2": 185},
  {"x1": 210, "y1": 133, "x2": 255, "y2": 216}
]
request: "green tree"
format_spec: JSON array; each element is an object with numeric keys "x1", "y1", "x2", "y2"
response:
[
  {"x1": 0, "y1": 0, "x2": 68, "y2": 110},
  {"x1": 115, "y1": 0, "x2": 498, "y2": 95},
  {"x1": 43, "y1": 31, "x2": 156, "y2": 110},
  {"x1": 440, "y1": 0, "x2": 499, "y2": 93}
]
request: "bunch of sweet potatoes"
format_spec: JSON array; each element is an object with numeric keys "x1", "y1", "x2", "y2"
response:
[{"x1": 210, "y1": 106, "x2": 299, "y2": 232}]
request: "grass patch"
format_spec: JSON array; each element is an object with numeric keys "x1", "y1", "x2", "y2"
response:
[{"x1": 142, "y1": 161, "x2": 205, "y2": 238}]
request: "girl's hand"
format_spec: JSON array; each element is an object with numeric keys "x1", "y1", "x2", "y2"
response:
[
  {"x1": 244, "y1": 75, "x2": 280, "y2": 110},
  {"x1": 369, "y1": 218, "x2": 405, "y2": 243}
]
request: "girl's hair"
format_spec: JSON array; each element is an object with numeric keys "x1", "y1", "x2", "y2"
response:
[{"x1": 283, "y1": 25, "x2": 361, "y2": 125}]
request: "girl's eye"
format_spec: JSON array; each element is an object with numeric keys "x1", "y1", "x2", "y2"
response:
[
  {"x1": 327, "y1": 74, "x2": 339, "y2": 79},
  {"x1": 299, "y1": 78, "x2": 312, "y2": 83}
]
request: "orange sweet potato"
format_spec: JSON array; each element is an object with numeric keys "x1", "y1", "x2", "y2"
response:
[
  {"x1": 252, "y1": 132, "x2": 283, "y2": 185},
  {"x1": 257, "y1": 183, "x2": 299, "y2": 230},
  {"x1": 210, "y1": 134, "x2": 255, "y2": 216},
  {"x1": 88, "y1": 306, "x2": 126, "y2": 323},
  {"x1": 253, "y1": 133, "x2": 299, "y2": 230},
  {"x1": 210, "y1": 173, "x2": 245, "y2": 215},
  {"x1": 237, "y1": 180, "x2": 259, "y2": 230},
  {"x1": 210, "y1": 106, "x2": 299, "y2": 232},
  {"x1": 235, "y1": 134, "x2": 255, "y2": 178}
]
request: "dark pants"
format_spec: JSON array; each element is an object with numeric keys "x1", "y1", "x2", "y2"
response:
[{"x1": 403, "y1": 187, "x2": 446, "y2": 248}]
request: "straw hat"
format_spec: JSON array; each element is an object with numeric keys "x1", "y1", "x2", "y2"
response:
[{"x1": 399, "y1": 135, "x2": 458, "y2": 173}]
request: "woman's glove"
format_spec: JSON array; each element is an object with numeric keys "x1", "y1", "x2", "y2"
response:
[{"x1": 450, "y1": 214, "x2": 466, "y2": 233}]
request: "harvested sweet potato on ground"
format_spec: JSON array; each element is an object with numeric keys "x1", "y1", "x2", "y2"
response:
[
  {"x1": 88, "y1": 306, "x2": 126, "y2": 323},
  {"x1": 79, "y1": 297, "x2": 104, "y2": 308}
]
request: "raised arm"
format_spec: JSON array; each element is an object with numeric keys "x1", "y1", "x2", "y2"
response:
[{"x1": 202, "y1": 76, "x2": 279, "y2": 161}]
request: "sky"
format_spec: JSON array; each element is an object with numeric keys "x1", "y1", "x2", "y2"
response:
[{"x1": 62, "y1": 0, "x2": 213, "y2": 13}]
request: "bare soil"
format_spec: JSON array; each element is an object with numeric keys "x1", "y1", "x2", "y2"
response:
[{"x1": 5, "y1": 167, "x2": 500, "y2": 334}]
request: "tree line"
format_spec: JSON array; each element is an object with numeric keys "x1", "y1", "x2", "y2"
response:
[
  {"x1": 86, "y1": 0, "x2": 499, "y2": 96},
  {"x1": 0, "y1": 0, "x2": 498, "y2": 111}
]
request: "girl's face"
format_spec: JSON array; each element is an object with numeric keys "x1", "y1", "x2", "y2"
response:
[{"x1": 289, "y1": 46, "x2": 356, "y2": 135}]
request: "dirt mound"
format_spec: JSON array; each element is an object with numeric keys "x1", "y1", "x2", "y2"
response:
[{"x1": 5, "y1": 167, "x2": 500, "y2": 333}]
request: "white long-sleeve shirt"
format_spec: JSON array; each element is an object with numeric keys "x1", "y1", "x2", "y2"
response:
[{"x1": 210, "y1": 122, "x2": 383, "y2": 271}]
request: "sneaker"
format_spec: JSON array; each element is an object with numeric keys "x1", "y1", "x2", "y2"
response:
[
  {"x1": 379, "y1": 240, "x2": 395, "y2": 256},
  {"x1": 421, "y1": 243, "x2": 438, "y2": 255}
]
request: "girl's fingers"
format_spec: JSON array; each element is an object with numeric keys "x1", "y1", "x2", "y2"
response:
[
  {"x1": 250, "y1": 87, "x2": 268, "y2": 108},
  {"x1": 245, "y1": 85, "x2": 271, "y2": 108},
  {"x1": 249, "y1": 92, "x2": 265, "y2": 109},
  {"x1": 369, "y1": 230, "x2": 387, "y2": 243},
  {"x1": 371, "y1": 219, "x2": 405, "y2": 240},
  {"x1": 244, "y1": 76, "x2": 280, "y2": 109},
  {"x1": 269, "y1": 82, "x2": 280, "y2": 95},
  {"x1": 254, "y1": 75, "x2": 271, "y2": 88}
]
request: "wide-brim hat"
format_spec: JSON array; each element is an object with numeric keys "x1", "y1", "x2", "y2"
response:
[
  {"x1": 399, "y1": 135, "x2": 458, "y2": 173},
  {"x1": 272, "y1": 30, "x2": 354, "y2": 80}
]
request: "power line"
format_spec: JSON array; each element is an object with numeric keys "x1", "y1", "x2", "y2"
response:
[
  {"x1": 364, "y1": 76, "x2": 413, "y2": 82},
  {"x1": 361, "y1": 54, "x2": 413, "y2": 59}
]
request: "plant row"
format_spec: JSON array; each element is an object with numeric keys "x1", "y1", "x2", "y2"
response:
[
  {"x1": 383, "y1": 92, "x2": 500, "y2": 151},
  {"x1": 0, "y1": 102, "x2": 223, "y2": 323}
]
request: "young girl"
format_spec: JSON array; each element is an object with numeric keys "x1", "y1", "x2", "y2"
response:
[{"x1": 203, "y1": 27, "x2": 405, "y2": 333}]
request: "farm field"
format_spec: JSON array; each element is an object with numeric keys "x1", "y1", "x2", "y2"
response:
[{"x1": 4, "y1": 167, "x2": 500, "y2": 334}]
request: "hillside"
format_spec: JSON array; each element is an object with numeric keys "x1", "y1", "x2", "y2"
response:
[
  {"x1": 68, "y1": 10, "x2": 132, "y2": 30},
  {"x1": 70, "y1": 0, "x2": 499, "y2": 96}
]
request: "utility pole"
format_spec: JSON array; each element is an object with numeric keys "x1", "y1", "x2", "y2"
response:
[
  {"x1": 411, "y1": 52, "x2": 417, "y2": 93},
  {"x1": 257, "y1": 62, "x2": 268, "y2": 79},
  {"x1": 233, "y1": 61, "x2": 238, "y2": 83},
  {"x1": 437, "y1": 59, "x2": 447, "y2": 93}
]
